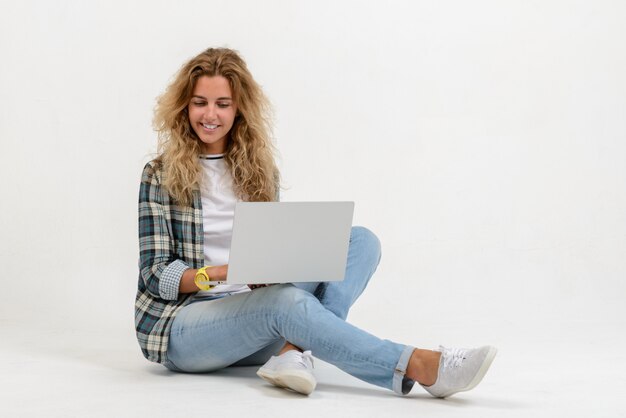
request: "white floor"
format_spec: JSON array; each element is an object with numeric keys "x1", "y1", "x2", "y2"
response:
[{"x1": 2, "y1": 316, "x2": 624, "y2": 418}]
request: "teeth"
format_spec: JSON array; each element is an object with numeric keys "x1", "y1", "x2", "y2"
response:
[{"x1": 202, "y1": 123, "x2": 218, "y2": 129}]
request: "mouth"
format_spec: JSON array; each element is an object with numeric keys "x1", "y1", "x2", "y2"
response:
[{"x1": 201, "y1": 123, "x2": 219, "y2": 131}]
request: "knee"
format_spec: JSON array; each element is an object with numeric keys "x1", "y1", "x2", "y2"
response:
[
  {"x1": 351, "y1": 226, "x2": 382, "y2": 264},
  {"x1": 270, "y1": 285, "x2": 318, "y2": 317}
]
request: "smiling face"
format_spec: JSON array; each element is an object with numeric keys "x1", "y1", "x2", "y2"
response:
[{"x1": 187, "y1": 75, "x2": 238, "y2": 154}]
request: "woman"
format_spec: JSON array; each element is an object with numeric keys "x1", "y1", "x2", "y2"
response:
[{"x1": 135, "y1": 47, "x2": 496, "y2": 397}]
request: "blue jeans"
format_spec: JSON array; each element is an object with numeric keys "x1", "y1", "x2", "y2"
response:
[{"x1": 165, "y1": 226, "x2": 415, "y2": 395}]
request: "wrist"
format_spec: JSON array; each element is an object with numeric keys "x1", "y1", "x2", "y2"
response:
[
  {"x1": 208, "y1": 265, "x2": 227, "y2": 282},
  {"x1": 206, "y1": 266, "x2": 219, "y2": 282}
]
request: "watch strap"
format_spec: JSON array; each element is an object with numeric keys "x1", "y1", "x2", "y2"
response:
[{"x1": 194, "y1": 266, "x2": 214, "y2": 291}]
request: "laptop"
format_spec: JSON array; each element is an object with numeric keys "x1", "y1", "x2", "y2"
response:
[{"x1": 224, "y1": 201, "x2": 354, "y2": 285}]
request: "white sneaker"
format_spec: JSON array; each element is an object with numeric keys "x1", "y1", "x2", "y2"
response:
[
  {"x1": 257, "y1": 350, "x2": 316, "y2": 395},
  {"x1": 421, "y1": 345, "x2": 497, "y2": 398}
]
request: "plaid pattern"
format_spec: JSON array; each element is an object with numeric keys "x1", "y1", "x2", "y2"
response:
[{"x1": 135, "y1": 160, "x2": 205, "y2": 364}]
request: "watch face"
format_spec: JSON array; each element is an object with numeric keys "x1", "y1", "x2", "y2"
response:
[{"x1": 195, "y1": 270, "x2": 209, "y2": 284}]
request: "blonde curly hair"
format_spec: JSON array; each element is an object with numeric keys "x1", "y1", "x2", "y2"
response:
[{"x1": 153, "y1": 47, "x2": 279, "y2": 206}]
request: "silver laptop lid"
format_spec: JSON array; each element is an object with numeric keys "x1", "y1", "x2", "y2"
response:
[{"x1": 226, "y1": 202, "x2": 354, "y2": 285}]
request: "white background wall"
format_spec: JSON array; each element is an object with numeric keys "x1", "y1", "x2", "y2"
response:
[{"x1": 1, "y1": 0, "x2": 624, "y2": 348}]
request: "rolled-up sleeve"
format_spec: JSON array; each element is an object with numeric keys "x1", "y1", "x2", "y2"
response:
[{"x1": 159, "y1": 259, "x2": 189, "y2": 300}]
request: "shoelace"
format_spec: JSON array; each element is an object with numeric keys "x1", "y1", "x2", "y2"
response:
[
  {"x1": 300, "y1": 350, "x2": 314, "y2": 369},
  {"x1": 439, "y1": 346, "x2": 467, "y2": 369}
]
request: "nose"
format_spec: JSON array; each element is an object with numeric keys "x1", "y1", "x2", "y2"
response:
[{"x1": 204, "y1": 104, "x2": 217, "y2": 119}]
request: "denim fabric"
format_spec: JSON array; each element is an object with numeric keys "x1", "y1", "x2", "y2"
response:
[{"x1": 166, "y1": 226, "x2": 415, "y2": 395}]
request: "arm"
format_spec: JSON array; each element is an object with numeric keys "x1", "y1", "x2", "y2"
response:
[
  {"x1": 139, "y1": 161, "x2": 231, "y2": 297},
  {"x1": 138, "y1": 161, "x2": 192, "y2": 300}
]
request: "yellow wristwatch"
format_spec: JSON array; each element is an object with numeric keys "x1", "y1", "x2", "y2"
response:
[{"x1": 194, "y1": 266, "x2": 214, "y2": 291}]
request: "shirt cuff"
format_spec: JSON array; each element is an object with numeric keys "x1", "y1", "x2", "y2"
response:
[{"x1": 159, "y1": 259, "x2": 189, "y2": 300}]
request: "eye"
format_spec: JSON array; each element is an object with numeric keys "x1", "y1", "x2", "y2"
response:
[
  {"x1": 217, "y1": 102, "x2": 231, "y2": 108},
  {"x1": 191, "y1": 101, "x2": 206, "y2": 107}
]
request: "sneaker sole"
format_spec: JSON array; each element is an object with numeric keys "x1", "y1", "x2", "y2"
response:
[
  {"x1": 256, "y1": 368, "x2": 316, "y2": 395},
  {"x1": 440, "y1": 346, "x2": 498, "y2": 398}
]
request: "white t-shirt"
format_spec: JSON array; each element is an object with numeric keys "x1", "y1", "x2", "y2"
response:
[{"x1": 195, "y1": 154, "x2": 250, "y2": 297}]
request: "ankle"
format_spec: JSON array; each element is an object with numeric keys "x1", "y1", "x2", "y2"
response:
[
  {"x1": 406, "y1": 349, "x2": 441, "y2": 386},
  {"x1": 279, "y1": 342, "x2": 303, "y2": 355}
]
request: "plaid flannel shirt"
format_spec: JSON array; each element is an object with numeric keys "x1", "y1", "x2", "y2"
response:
[{"x1": 135, "y1": 160, "x2": 205, "y2": 364}]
